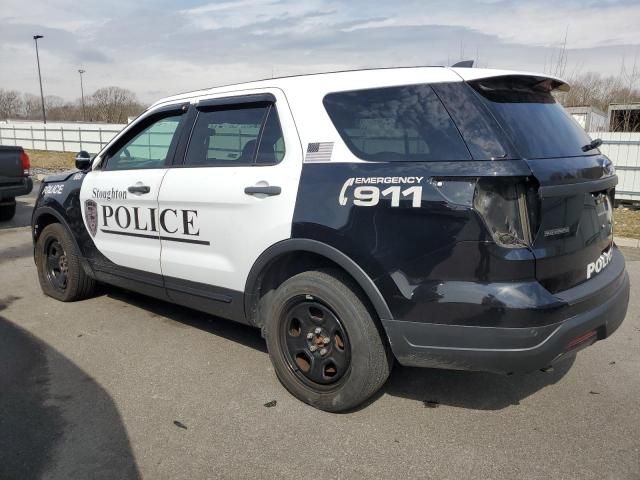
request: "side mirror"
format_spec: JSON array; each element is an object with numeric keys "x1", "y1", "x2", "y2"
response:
[{"x1": 75, "y1": 150, "x2": 91, "y2": 170}]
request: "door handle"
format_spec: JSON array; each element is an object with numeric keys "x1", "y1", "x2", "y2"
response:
[
  {"x1": 128, "y1": 185, "x2": 151, "y2": 194},
  {"x1": 244, "y1": 185, "x2": 281, "y2": 196}
]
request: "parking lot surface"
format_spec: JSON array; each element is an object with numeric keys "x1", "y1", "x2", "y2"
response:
[{"x1": 1, "y1": 191, "x2": 639, "y2": 479}]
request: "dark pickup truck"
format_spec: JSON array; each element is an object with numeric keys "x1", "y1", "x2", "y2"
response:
[{"x1": 0, "y1": 146, "x2": 33, "y2": 221}]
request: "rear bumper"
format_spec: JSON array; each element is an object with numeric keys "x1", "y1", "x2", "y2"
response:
[
  {"x1": 0, "y1": 177, "x2": 33, "y2": 201},
  {"x1": 383, "y1": 248, "x2": 630, "y2": 374}
]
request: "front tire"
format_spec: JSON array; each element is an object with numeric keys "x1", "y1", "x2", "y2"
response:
[
  {"x1": 35, "y1": 223, "x2": 96, "y2": 301},
  {"x1": 264, "y1": 269, "x2": 391, "y2": 412}
]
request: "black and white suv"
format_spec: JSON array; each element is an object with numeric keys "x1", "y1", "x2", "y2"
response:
[{"x1": 32, "y1": 67, "x2": 630, "y2": 411}]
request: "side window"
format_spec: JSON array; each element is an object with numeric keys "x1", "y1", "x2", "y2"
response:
[
  {"x1": 323, "y1": 84, "x2": 471, "y2": 162},
  {"x1": 184, "y1": 104, "x2": 285, "y2": 166},
  {"x1": 105, "y1": 114, "x2": 183, "y2": 170}
]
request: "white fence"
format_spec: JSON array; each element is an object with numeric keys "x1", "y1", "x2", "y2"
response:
[
  {"x1": 595, "y1": 132, "x2": 640, "y2": 203},
  {"x1": 0, "y1": 120, "x2": 126, "y2": 154}
]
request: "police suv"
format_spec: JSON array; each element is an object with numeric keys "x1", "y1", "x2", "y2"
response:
[{"x1": 32, "y1": 67, "x2": 630, "y2": 411}]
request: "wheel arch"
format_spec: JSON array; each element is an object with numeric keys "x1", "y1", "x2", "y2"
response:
[
  {"x1": 31, "y1": 207, "x2": 94, "y2": 281},
  {"x1": 244, "y1": 239, "x2": 393, "y2": 328},
  {"x1": 32, "y1": 207, "x2": 79, "y2": 251}
]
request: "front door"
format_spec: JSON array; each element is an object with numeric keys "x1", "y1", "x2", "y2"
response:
[
  {"x1": 80, "y1": 108, "x2": 186, "y2": 275},
  {"x1": 157, "y1": 92, "x2": 301, "y2": 299}
]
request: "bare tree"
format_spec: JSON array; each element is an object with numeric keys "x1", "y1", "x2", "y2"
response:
[
  {"x1": 90, "y1": 86, "x2": 144, "y2": 123},
  {"x1": 545, "y1": 27, "x2": 570, "y2": 79},
  {"x1": 615, "y1": 54, "x2": 640, "y2": 131},
  {"x1": 23, "y1": 93, "x2": 42, "y2": 119},
  {"x1": 4, "y1": 87, "x2": 146, "y2": 123},
  {"x1": 558, "y1": 72, "x2": 640, "y2": 111},
  {"x1": 0, "y1": 89, "x2": 22, "y2": 120}
]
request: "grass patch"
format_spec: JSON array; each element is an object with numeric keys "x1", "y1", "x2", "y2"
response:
[
  {"x1": 615, "y1": 207, "x2": 640, "y2": 240},
  {"x1": 26, "y1": 149, "x2": 76, "y2": 170}
]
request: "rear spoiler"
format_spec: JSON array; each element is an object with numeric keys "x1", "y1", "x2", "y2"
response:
[{"x1": 450, "y1": 68, "x2": 570, "y2": 92}]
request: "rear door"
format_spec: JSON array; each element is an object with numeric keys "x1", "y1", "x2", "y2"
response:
[
  {"x1": 469, "y1": 75, "x2": 616, "y2": 292},
  {"x1": 79, "y1": 105, "x2": 188, "y2": 274},
  {"x1": 157, "y1": 90, "x2": 301, "y2": 307}
]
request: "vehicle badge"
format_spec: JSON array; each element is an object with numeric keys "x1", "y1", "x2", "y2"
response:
[{"x1": 85, "y1": 200, "x2": 98, "y2": 237}]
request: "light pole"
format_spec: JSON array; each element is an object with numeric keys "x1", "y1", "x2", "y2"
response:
[
  {"x1": 33, "y1": 34, "x2": 46, "y2": 124},
  {"x1": 78, "y1": 69, "x2": 86, "y2": 121}
]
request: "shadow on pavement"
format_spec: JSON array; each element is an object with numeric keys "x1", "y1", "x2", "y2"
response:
[
  {"x1": 104, "y1": 287, "x2": 574, "y2": 411},
  {"x1": 0, "y1": 237, "x2": 34, "y2": 261},
  {"x1": 0, "y1": 192, "x2": 36, "y2": 230},
  {"x1": 106, "y1": 287, "x2": 267, "y2": 354},
  {"x1": 0, "y1": 296, "x2": 140, "y2": 480},
  {"x1": 382, "y1": 357, "x2": 575, "y2": 410}
]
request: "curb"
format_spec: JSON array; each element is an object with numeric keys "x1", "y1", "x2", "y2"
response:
[{"x1": 615, "y1": 236, "x2": 640, "y2": 248}]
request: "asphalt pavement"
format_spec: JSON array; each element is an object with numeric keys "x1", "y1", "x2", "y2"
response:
[{"x1": 0, "y1": 189, "x2": 639, "y2": 479}]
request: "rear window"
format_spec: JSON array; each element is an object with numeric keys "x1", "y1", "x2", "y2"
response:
[
  {"x1": 323, "y1": 85, "x2": 471, "y2": 162},
  {"x1": 470, "y1": 77, "x2": 596, "y2": 159}
]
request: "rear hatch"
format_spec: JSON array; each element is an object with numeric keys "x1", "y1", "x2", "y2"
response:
[
  {"x1": 0, "y1": 146, "x2": 25, "y2": 185},
  {"x1": 468, "y1": 75, "x2": 615, "y2": 293}
]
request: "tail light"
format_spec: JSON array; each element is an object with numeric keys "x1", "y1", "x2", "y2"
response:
[
  {"x1": 20, "y1": 151, "x2": 31, "y2": 175},
  {"x1": 474, "y1": 179, "x2": 537, "y2": 248}
]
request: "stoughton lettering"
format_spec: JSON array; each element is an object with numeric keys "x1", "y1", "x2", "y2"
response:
[{"x1": 92, "y1": 188, "x2": 127, "y2": 201}]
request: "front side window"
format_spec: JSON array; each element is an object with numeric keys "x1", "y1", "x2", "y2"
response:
[
  {"x1": 184, "y1": 104, "x2": 285, "y2": 166},
  {"x1": 323, "y1": 85, "x2": 471, "y2": 162},
  {"x1": 106, "y1": 114, "x2": 182, "y2": 170}
]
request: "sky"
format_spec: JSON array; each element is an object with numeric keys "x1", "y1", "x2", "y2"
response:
[{"x1": 1, "y1": 0, "x2": 639, "y2": 104}]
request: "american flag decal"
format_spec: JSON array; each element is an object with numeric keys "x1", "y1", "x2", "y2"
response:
[{"x1": 305, "y1": 142, "x2": 334, "y2": 162}]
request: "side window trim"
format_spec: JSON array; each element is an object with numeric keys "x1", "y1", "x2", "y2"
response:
[
  {"x1": 253, "y1": 104, "x2": 274, "y2": 165},
  {"x1": 169, "y1": 104, "x2": 198, "y2": 166},
  {"x1": 196, "y1": 93, "x2": 276, "y2": 109},
  {"x1": 101, "y1": 103, "x2": 189, "y2": 171}
]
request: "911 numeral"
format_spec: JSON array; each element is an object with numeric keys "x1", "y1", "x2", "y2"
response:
[{"x1": 352, "y1": 186, "x2": 422, "y2": 208}]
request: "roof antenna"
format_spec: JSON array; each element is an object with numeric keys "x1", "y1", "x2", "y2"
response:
[{"x1": 452, "y1": 60, "x2": 474, "y2": 68}]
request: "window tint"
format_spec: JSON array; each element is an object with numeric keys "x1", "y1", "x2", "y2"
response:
[
  {"x1": 432, "y1": 82, "x2": 509, "y2": 160},
  {"x1": 470, "y1": 77, "x2": 596, "y2": 159},
  {"x1": 184, "y1": 104, "x2": 285, "y2": 166},
  {"x1": 106, "y1": 115, "x2": 182, "y2": 170},
  {"x1": 323, "y1": 85, "x2": 471, "y2": 162}
]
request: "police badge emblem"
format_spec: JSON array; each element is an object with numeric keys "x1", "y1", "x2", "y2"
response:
[{"x1": 84, "y1": 200, "x2": 98, "y2": 237}]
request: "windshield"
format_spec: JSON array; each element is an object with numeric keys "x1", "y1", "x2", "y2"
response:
[{"x1": 470, "y1": 77, "x2": 597, "y2": 159}]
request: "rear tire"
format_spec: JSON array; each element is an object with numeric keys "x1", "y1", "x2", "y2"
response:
[
  {"x1": 35, "y1": 223, "x2": 96, "y2": 301},
  {"x1": 264, "y1": 269, "x2": 391, "y2": 412},
  {"x1": 0, "y1": 200, "x2": 16, "y2": 221}
]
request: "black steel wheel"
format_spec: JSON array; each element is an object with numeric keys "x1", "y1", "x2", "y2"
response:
[
  {"x1": 44, "y1": 238, "x2": 69, "y2": 291},
  {"x1": 265, "y1": 269, "x2": 391, "y2": 412},
  {"x1": 35, "y1": 223, "x2": 96, "y2": 302},
  {"x1": 281, "y1": 298, "x2": 351, "y2": 387}
]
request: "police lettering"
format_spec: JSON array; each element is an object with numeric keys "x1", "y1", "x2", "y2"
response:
[{"x1": 101, "y1": 205, "x2": 200, "y2": 236}]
